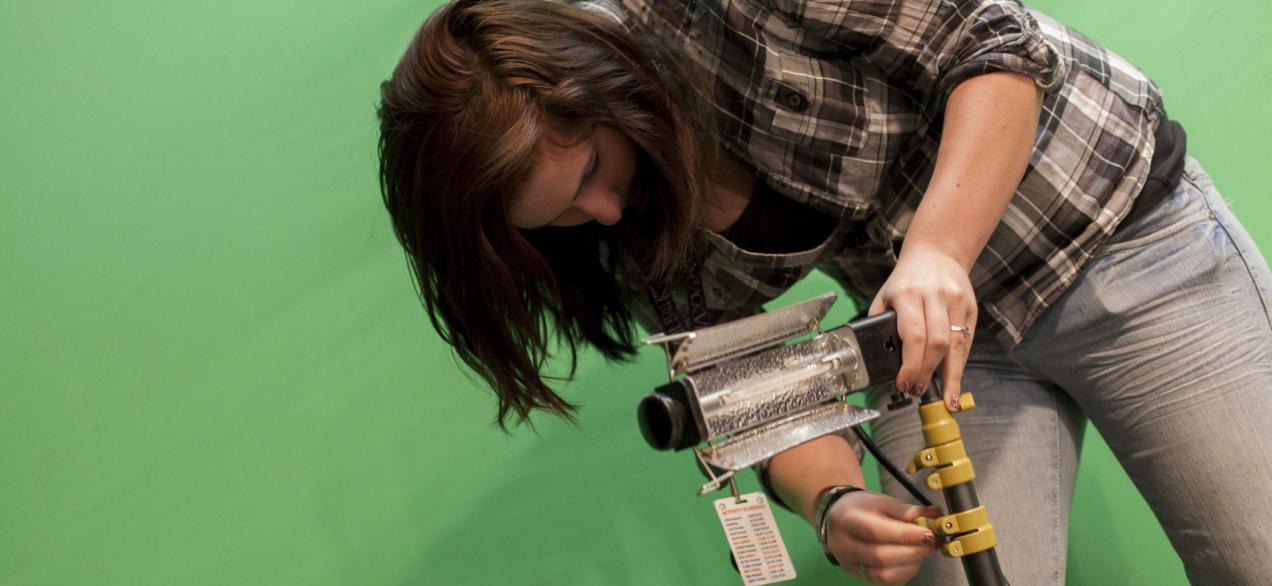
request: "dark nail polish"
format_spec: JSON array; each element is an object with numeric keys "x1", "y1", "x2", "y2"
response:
[
  {"x1": 922, "y1": 532, "x2": 935, "y2": 545},
  {"x1": 912, "y1": 383, "x2": 926, "y2": 397},
  {"x1": 948, "y1": 393, "x2": 960, "y2": 411}
]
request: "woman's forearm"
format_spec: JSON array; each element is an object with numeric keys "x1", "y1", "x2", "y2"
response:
[
  {"x1": 769, "y1": 434, "x2": 866, "y2": 523},
  {"x1": 901, "y1": 72, "x2": 1044, "y2": 270}
]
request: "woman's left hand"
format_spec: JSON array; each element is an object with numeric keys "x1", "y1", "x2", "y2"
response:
[{"x1": 868, "y1": 241, "x2": 976, "y2": 411}]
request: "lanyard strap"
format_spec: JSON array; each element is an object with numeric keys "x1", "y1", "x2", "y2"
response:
[{"x1": 646, "y1": 253, "x2": 714, "y2": 337}]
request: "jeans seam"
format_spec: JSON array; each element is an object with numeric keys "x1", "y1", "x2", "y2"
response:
[
  {"x1": 1198, "y1": 186, "x2": 1272, "y2": 338},
  {"x1": 1051, "y1": 390, "x2": 1063, "y2": 586}
]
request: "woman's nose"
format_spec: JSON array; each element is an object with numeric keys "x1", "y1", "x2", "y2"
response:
[{"x1": 576, "y1": 185, "x2": 624, "y2": 226}]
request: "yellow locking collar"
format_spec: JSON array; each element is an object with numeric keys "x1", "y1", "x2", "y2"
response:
[
  {"x1": 925, "y1": 506, "x2": 990, "y2": 536},
  {"x1": 906, "y1": 439, "x2": 969, "y2": 474},
  {"x1": 907, "y1": 439, "x2": 976, "y2": 489},
  {"x1": 943, "y1": 525, "x2": 997, "y2": 558},
  {"x1": 918, "y1": 402, "x2": 960, "y2": 445},
  {"x1": 914, "y1": 507, "x2": 998, "y2": 558},
  {"x1": 925, "y1": 458, "x2": 975, "y2": 489},
  {"x1": 917, "y1": 393, "x2": 977, "y2": 444}
]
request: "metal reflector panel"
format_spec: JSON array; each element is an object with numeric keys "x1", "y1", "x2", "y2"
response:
[
  {"x1": 699, "y1": 402, "x2": 880, "y2": 472},
  {"x1": 689, "y1": 333, "x2": 860, "y2": 438},
  {"x1": 644, "y1": 292, "x2": 837, "y2": 376}
]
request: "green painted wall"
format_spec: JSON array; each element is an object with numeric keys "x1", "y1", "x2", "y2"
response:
[{"x1": 2, "y1": 1, "x2": 1268, "y2": 584}]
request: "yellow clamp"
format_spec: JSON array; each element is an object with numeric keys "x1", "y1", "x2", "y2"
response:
[
  {"x1": 906, "y1": 439, "x2": 968, "y2": 472},
  {"x1": 918, "y1": 402, "x2": 960, "y2": 445},
  {"x1": 922, "y1": 506, "x2": 989, "y2": 536},
  {"x1": 916, "y1": 391, "x2": 977, "y2": 446},
  {"x1": 926, "y1": 459, "x2": 974, "y2": 490},
  {"x1": 943, "y1": 525, "x2": 997, "y2": 557},
  {"x1": 915, "y1": 507, "x2": 998, "y2": 558},
  {"x1": 906, "y1": 439, "x2": 976, "y2": 490}
]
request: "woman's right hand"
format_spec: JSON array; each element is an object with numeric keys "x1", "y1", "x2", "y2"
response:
[{"x1": 824, "y1": 491, "x2": 942, "y2": 585}]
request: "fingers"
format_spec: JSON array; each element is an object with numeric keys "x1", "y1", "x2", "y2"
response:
[
  {"x1": 918, "y1": 294, "x2": 950, "y2": 395},
  {"x1": 941, "y1": 299, "x2": 976, "y2": 411},
  {"x1": 868, "y1": 291, "x2": 886, "y2": 317},
  {"x1": 891, "y1": 294, "x2": 926, "y2": 395},
  {"x1": 830, "y1": 514, "x2": 938, "y2": 584},
  {"x1": 874, "y1": 260, "x2": 977, "y2": 399},
  {"x1": 833, "y1": 534, "x2": 931, "y2": 585},
  {"x1": 895, "y1": 293, "x2": 952, "y2": 397},
  {"x1": 835, "y1": 495, "x2": 940, "y2": 545},
  {"x1": 839, "y1": 539, "x2": 934, "y2": 567},
  {"x1": 892, "y1": 503, "x2": 945, "y2": 524},
  {"x1": 825, "y1": 494, "x2": 942, "y2": 585},
  {"x1": 855, "y1": 562, "x2": 923, "y2": 586},
  {"x1": 873, "y1": 494, "x2": 943, "y2": 524},
  {"x1": 845, "y1": 510, "x2": 941, "y2": 547}
]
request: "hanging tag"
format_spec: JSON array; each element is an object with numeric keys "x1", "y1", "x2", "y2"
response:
[{"x1": 713, "y1": 492, "x2": 797, "y2": 585}]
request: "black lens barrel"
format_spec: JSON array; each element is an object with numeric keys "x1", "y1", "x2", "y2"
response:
[{"x1": 636, "y1": 380, "x2": 701, "y2": 451}]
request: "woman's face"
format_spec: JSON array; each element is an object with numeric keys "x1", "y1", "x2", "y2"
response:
[{"x1": 509, "y1": 125, "x2": 638, "y2": 229}]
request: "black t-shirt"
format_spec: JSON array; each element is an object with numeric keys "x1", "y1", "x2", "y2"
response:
[
  {"x1": 1129, "y1": 117, "x2": 1187, "y2": 225},
  {"x1": 720, "y1": 178, "x2": 839, "y2": 254}
]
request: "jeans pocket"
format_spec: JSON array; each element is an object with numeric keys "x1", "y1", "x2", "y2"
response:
[{"x1": 1098, "y1": 167, "x2": 1212, "y2": 256}]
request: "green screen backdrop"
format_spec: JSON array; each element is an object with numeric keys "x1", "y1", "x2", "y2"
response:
[{"x1": 3, "y1": 1, "x2": 1269, "y2": 584}]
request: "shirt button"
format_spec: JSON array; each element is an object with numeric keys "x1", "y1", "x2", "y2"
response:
[{"x1": 776, "y1": 85, "x2": 809, "y2": 112}]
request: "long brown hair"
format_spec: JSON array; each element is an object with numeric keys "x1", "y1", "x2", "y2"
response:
[{"x1": 377, "y1": 0, "x2": 717, "y2": 427}]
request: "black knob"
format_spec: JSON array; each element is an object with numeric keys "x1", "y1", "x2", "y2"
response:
[{"x1": 886, "y1": 392, "x2": 913, "y2": 412}]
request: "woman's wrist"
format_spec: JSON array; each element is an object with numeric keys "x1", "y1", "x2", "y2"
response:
[
  {"x1": 814, "y1": 484, "x2": 867, "y2": 566},
  {"x1": 898, "y1": 233, "x2": 977, "y2": 274}
]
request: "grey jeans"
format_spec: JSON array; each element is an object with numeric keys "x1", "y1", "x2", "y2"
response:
[{"x1": 864, "y1": 157, "x2": 1272, "y2": 585}]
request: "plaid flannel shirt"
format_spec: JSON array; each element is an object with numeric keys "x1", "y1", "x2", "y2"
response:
[{"x1": 588, "y1": 0, "x2": 1165, "y2": 348}]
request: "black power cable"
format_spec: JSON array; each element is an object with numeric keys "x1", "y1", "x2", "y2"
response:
[{"x1": 851, "y1": 425, "x2": 935, "y2": 508}]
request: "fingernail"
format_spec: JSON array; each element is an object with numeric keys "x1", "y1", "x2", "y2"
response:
[
  {"x1": 948, "y1": 393, "x2": 960, "y2": 411},
  {"x1": 921, "y1": 532, "x2": 935, "y2": 545},
  {"x1": 912, "y1": 383, "x2": 926, "y2": 397},
  {"x1": 896, "y1": 381, "x2": 911, "y2": 394}
]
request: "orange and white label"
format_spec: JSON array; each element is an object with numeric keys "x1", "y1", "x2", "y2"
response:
[{"x1": 714, "y1": 492, "x2": 796, "y2": 586}]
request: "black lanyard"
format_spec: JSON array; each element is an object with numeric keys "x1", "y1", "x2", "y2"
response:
[{"x1": 646, "y1": 253, "x2": 715, "y2": 337}]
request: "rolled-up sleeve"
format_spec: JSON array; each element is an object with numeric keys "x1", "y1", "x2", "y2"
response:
[{"x1": 765, "y1": 0, "x2": 1068, "y2": 102}]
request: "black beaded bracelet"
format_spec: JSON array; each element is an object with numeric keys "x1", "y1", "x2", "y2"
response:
[{"x1": 813, "y1": 484, "x2": 867, "y2": 567}]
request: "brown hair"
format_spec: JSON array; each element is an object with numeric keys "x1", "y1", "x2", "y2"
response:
[{"x1": 377, "y1": 0, "x2": 716, "y2": 427}]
